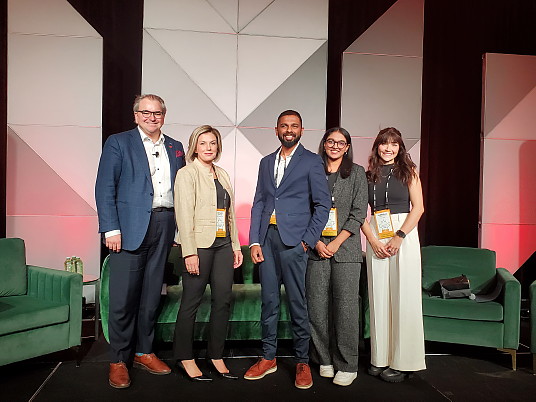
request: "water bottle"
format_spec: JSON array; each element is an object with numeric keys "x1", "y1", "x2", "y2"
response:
[
  {"x1": 64, "y1": 257, "x2": 73, "y2": 272},
  {"x1": 75, "y1": 257, "x2": 84, "y2": 275}
]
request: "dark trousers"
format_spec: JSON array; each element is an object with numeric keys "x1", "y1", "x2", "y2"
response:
[
  {"x1": 260, "y1": 226, "x2": 310, "y2": 362},
  {"x1": 108, "y1": 209, "x2": 175, "y2": 363},
  {"x1": 173, "y1": 243, "x2": 234, "y2": 360},
  {"x1": 306, "y1": 259, "x2": 361, "y2": 372}
]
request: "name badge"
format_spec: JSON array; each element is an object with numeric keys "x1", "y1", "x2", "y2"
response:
[
  {"x1": 216, "y1": 209, "x2": 226, "y2": 237},
  {"x1": 270, "y1": 213, "x2": 277, "y2": 225},
  {"x1": 374, "y1": 209, "x2": 394, "y2": 239},
  {"x1": 322, "y1": 208, "x2": 338, "y2": 237}
]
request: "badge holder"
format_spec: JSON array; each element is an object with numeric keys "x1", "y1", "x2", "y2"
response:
[
  {"x1": 374, "y1": 209, "x2": 395, "y2": 239},
  {"x1": 322, "y1": 208, "x2": 338, "y2": 237},
  {"x1": 216, "y1": 209, "x2": 227, "y2": 237}
]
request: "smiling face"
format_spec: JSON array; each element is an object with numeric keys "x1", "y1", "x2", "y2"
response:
[
  {"x1": 276, "y1": 114, "x2": 303, "y2": 149},
  {"x1": 324, "y1": 131, "x2": 350, "y2": 162},
  {"x1": 195, "y1": 132, "x2": 218, "y2": 165},
  {"x1": 378, "y1": 140, "x2": 399, "y2": 165},
  {"x1": 134, "y1": 98, "x2": 165, "y2": 139}
]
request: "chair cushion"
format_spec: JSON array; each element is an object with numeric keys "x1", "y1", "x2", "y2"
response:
[
  {"x1": 421, "y1": 246, "x2": 497, "y2": 294},
  {"x1": 422, "y1": 292, "x2": 503, "y2": 321},
  {"x1": 0, "y1": 295, "x2": 70, "y2": 336},
  {"x1": 0, "y1": 238, "x2": 27, "y2": 296}
]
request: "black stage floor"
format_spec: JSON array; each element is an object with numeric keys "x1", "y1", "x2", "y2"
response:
[{"x1": 2, "y1": 321, "x2": 535, "y2": 402}]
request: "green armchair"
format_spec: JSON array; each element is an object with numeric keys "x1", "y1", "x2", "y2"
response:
[
  {"x1": 421, "y1": 246, "x2": 520, "y2": 369},
  {"x1": 0, "y1": 238, "x2": 82, "y2": 366}
]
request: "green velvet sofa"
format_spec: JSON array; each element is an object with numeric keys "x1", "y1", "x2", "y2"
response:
[
  {"x1": 421, "y1": 246, "x2": 521, "y2": 369},
  {"x1": 100, "y1": 245, "x2": 292, "y2": 343},
  {"x1": 100, "y1": 245, "x2": 370, "y2": 344},
  {"x1": 0, "y1": 238, "x2": 82, "y2": 366}
]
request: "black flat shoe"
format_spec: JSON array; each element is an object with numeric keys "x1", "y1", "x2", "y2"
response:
[
  {"x1": 209, "y1": 360, "x2": 239, "y2": 380},
  {"x1": 368, "y1": 365, "x2": 387, "y2": 377},
  {"x1": 379, "y1": 368, "x2": 409, "y2": 383},
  {"x1": 177, "y1": 361, "x2": 212, "y2": 382}
]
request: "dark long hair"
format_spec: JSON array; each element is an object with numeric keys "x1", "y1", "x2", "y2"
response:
[
  {"x1": 318, "y1": 127, "x2": 353, "y2": 179},
  {"x1": 366, "y1": 127, "x2": 417, "y2": 185}
]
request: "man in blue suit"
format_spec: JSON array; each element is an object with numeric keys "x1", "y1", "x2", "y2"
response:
[
  {"x1": 244, "y1": 110, "x2": 331, "y2": 389},
  {"x1": 95, "y1": 94, "x2": 185, "y2": 389}
]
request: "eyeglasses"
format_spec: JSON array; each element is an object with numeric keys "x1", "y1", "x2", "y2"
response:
[
  {"x1": 137, "y1": 110, "x2": 164, "y2": 118},
  {"x1": 325, "y1": 139, "x2": 347, "y2": 148}
]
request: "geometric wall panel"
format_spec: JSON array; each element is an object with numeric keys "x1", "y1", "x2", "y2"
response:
[
  {"x1": 142, "y1": 32, "x2": 232, "y2": 127},
  {"x1": 241, "y1": 43, "x2": 328, "y2": 131},
  {"x1": 481, "y1": 53, "x2": 536, "y2": 272},
  {"x1": 7, "y1": 0, "x2": 102, "y2": 279},
  {"x1": 346, "y1": 0, "x2": 424, "y2": 57},
  {"x1": 341, "y1": 0, "x2": 424, "y2": 173},
  {"x1": 6, "y1": 128, "x2": 96, "y2": 216},
  {"x1": 237, "y1": 35, "x2": 325, "y2": 124},
  {"x1": 143, "y1": 1, "x2": 329, "y2": 245},
  {"x1": 240, "y1": 0, "x2": 328, "y2": 39}
]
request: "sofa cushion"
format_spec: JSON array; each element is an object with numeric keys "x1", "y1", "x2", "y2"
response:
[
  {"x1": 421, "y1": 246, "x2": 497, "y2": 294},
  {"x1": 0, "y1": 295, "x2": 69, "y2": 336},
  {"x1": 0, "y1": 238, "x2": 27, "y2": 296},
  {"x1": 422, "y1": 292, "x2": 503, "y2": 321}
]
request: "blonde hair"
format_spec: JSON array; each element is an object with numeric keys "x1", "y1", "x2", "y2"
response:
[{"x1": 186, "y1": 125, "x2": 222, "y2": 162}]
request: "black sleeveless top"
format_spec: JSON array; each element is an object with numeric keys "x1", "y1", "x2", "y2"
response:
[
  {"x1": 210, "y1": 178, "x2": 231, "y2": 248},
  {"x1": 368, "y1": 164, "x2": 410, "y2": 214}
]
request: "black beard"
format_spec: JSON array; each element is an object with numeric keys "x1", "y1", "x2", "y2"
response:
[{"x1": 279, "y1": 134, "x2": 300, "y2": 148}]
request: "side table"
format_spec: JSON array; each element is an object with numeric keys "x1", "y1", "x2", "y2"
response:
[{"x1": 82, "y1": 274, "x2": 100, "y2": 340}]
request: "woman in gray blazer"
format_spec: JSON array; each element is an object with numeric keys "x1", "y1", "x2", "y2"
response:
[{"x1": 306, "y1": 127, "x2": 368, "y2": 386}]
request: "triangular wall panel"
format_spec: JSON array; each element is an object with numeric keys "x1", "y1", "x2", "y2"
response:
[
  {"x1": 207, "y1": 0, "x2": 238, "y2": 32},
  {"x1": 238, "y1": 0, "x2": 274, "y2": 32},
  {"x1": 237, "y1": 35, "x2": 325, "y2": 123}
]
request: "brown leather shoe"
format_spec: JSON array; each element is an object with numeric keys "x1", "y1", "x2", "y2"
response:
[
  {"x1": 244, "y1": 358, "x2": 277, "y2": 380},
  {"x1": 133, "y1": 353, "x2": 171, "y2": 375},
  {"x1": 295, "y1": 363, "x2": 313, "y2": 389},
  {"x1": 109, "y1": 362, "x2": 130, "y2": 389}
]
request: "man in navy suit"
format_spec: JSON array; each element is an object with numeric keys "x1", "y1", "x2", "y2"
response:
[
  {"x1": 95, "y1": 94, "x2": 185, "y2": 389},
  {"x1": 244, "y1": 110, "x2": 331, "y2": 389}
]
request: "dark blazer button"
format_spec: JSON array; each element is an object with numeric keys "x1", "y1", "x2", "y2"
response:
[{"x1": 150, "y1": 193, "x2": 154, "y2": 196}]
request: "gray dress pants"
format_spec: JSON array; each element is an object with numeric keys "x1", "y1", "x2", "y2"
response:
[{"x1": 306, "y1": 258, "x2": 361, "y2": 372}]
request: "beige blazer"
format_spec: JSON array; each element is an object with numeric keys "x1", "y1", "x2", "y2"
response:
[{"x1": 174, "y1": 158, "x2": 240, "y2": 257}]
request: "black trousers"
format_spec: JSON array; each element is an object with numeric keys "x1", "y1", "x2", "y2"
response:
[
  {"x1": 173, "y1": 243, "x2": 234, "y2": 360},
  {"x1": 108, "y1": 209, "x2": 175, "y2": 363}
]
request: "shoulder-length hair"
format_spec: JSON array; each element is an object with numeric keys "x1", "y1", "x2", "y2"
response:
[
  {"x1": 366, "y1": 127, "x2": 417, "y2": 185},
  {"x1": 318, "y1": 127, "x2": 353, "y2": 179},
  {"x1": 186, "y1": 125, "x2": 222, "y2": 163}
]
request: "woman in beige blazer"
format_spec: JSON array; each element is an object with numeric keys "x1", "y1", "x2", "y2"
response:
[{"x1": 173, "y1": 125, "x2": 243, "y2": 381}]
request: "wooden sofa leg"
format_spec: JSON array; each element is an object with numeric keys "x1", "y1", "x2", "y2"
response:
[{"x1": 498, "y1": 348, "x2": 516, "y2": 371}]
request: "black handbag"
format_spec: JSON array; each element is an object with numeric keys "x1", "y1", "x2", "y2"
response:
[{"x1": 438, "y1": 274, "x2": 474, "y2": 299}]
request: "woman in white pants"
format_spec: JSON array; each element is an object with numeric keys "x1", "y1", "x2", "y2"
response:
[{"x1": 361, "y1": 127, "x2": 426, "y2": 382}]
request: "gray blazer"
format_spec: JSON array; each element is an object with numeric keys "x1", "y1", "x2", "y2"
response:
[{"x1": 309, "y1": 163, "x2": 368, "y2": 263}]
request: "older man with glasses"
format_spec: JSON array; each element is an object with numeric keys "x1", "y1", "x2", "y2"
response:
[{"x1": 95, "y1": 94, "x2": 185, "y2": 388}]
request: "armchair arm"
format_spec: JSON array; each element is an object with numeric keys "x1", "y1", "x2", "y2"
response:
[
  {"x1": 530, "y1": 280, "x2": 536, "y2": 354},
  {"x1": 496, "y1": 268, "x2": 520, "y2": 349},
  {"x1": 27, "y1": 266, "x2": 82, "y2": 347}
]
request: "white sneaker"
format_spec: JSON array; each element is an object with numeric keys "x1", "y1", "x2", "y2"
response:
[
  {"x1": 319, "y1": 365, "x2": 335, "y2": 378},
  {"x1": 333, "y1": 371, "x2": 357, "y2": 386}
]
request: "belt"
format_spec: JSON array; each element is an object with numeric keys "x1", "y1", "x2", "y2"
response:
[
  {"x1": 152, "y1": 207, "x2": 174, "y2": 212},
  {"x1": 269, "y1": 223, "x2": 278, "y2": 230}
]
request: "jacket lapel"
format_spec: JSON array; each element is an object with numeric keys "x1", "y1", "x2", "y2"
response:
[
  {"x1": 267, "y1": 150, "x2": 277, "y2": 188},
  {"x1": 129, "y1": 129, "x2": 151, "y2": 183},
  {"x1": 278, "y1": 143, "x2": 303, "y2": 189},
  {"x1": 163, "y1": 135, "x2": 176, "y2": 188}
]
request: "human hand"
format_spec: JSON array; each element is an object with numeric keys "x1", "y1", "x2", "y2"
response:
[
  {"x1": 325, "y1": 240, "x2": 341, "y2": 256},
  {"x1": 184, "y1": 255, "x2": 200, "y2": 275},
  {"x1": 233, "y1": 250, "x2": 243, "y2": 269},
  {"x1": 315, "y1": 241, "x2": 333, "y2": 259},
  {"x1": 250, "y1": 245, "x2": 264, "y2": 264},
  {"x1": 371, "y1": 239, "x2": 390, "y2": 259},
  {"x1": 385, "y1": 236, "x2": 403, "y2": 256},
  {"x1": 105, "y1": 234, "x2": 122, "y2": 253}
]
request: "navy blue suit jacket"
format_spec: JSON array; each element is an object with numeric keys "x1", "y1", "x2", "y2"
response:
[
  {"x1": 95, "y1": 128, "x2": 185, "y2": 251},
  {"x1": 249, "y1": 144, "x2": 331, "y2": 248}
]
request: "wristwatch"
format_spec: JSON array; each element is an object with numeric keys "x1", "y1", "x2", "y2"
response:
[{"x1": 395, "y1": 230, "x2": 406, "y2": 239}]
